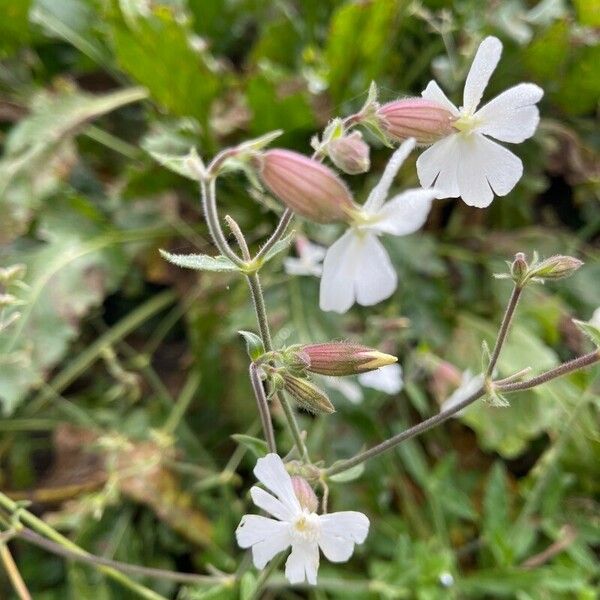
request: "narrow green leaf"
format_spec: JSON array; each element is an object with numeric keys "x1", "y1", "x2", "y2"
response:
[
  {"x1": 261, "y1": 232, "x2": 296, "y2": 263},
  {"x1": 238, "y1": 331, "x2": 265, "y2": 361},
  {"x1": 159, "y1": 249, "x2": 239, "y2": 272},
  {"x1": 231, "y1": 434, "x2": 268, "y2": 458},
  {"x1": 572, "y1": 319, "x2": 600, "y2": 347},
  {"x1": 328, "y1": 463, "x2": 365, "y2": 483}
]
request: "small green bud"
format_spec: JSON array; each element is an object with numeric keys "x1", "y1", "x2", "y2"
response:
[
  {"x1": 510, "y1": 252, "x2": 529, "y2": 285},
  {"x1": 529, "y1": 255, "x2": 583, "y2": 281},
  {"x1": 283, "y1": 374, "x2": 335, "y2": 414}
]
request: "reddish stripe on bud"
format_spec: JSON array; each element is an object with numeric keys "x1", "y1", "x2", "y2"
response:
[
  {"x1": 259, "y1": 149, "x2": 354, "y2": 223},
  {"x1": 300, "y1": 342, "x2": 397, "y2": 376},
  {"x1": 377, "y1": 98, "x2": 456, "y2": 145}
]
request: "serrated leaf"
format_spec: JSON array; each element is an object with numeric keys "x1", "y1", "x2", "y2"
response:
[
  {"x1": 159, "y1": 250, "x2": 239, "y2": 273},
  {"x1": 572, "y1": 319, "x2": 600, "y2": 347},
  {"x1": 261, "y1": 232, "x2": 295, "y2": 263},
  {"x1": 328, "y1": 462, "x2": 365, "y2": 483},
  {"x1": 231, "y1": 434, "x2": 268, "y2": 459},
  {"x1": 238, "y1": 331, "x2": 265, "y2": 361}
]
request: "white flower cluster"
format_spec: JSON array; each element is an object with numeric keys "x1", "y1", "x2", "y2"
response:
[{"x1": 291, "y1": 36, "x2": 543, "y2": 314}]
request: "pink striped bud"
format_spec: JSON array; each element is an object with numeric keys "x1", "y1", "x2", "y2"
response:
[
  {"x1": 377, "y1": 98, "x2": 456, "y2": 145},
  {"x1": 258, "y1": 149, "x2": 354, "y2": 223},
  {"x1": 327, "y1": 131, "x2": 370, "y2": 174},
  {"x1": 291, "y1": 476, "x2": 318, "y2": 512},
  {"x1": 298, "y1": 342, "x2": 397, "y2": 377}
]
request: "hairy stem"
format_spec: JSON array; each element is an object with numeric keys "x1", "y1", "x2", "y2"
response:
[
  {"x1": 0, "y1": 493, "x2": 167, "y2": 600},
  {"x1": 225, "y1": 215, "x2": 251, "y2": 261},
  {"x1": 496, "y1": 350, "x2": 600, "y2": 393},
  {"x1": 325, "y1": 385, "x2": 487, "y2": 477},
  {"x1": 246, "y1": 272, "x2": 309, "y2": 461},
  {"x1": 16, "y1": 528, "x2": 229, "y2": 586},
  {"x1": 249, "y1": 364, "x2": 277, "y2": 453},
  {"x1": 486, "y1": 283, "x2": 523, "y2": 377},
  {"x1": 326, "y1": 347, "x2": 600, "y2": 477},
  {"x1": 201, "y1": 178, "x2": 245, "y2": 266},
  {"x1": 255, "y1": 209, "x2": 293, "y2": 262}
]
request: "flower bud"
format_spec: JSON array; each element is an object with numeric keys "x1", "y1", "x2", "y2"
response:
[
  {"x1": 283, "y1": 373, "x2": 335, "y2": 414},
  {"x1": 291, "y1": 476, "x2": 318, "y2": 512},
  {"x1": 327, "y1": 131, "x2": 370, "y2": 175},
  {"x1": 510, "y1": 252, "x2": 529, "y2": 285},
  {"x1": 376, "y1": 98, "x2": 456, "y2": 145},
  {"x1": 258, "y1": 149, "x2": 355, "y2": 223},
  {"x1": 297, "y1": 342, "x2": 397, "y2": 377},
  {"x1": 529, "y1": 255, "x2": 583, "y2": 281}
]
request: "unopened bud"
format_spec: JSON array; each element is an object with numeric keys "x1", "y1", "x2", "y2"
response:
[
  {"x1": 510, "y1": 252, "x2": 529, "y2": 284},
  {"x1": 530, "y1": 255, "x2": 583, "y2": 281},
  {"x1": 291, "y1": 476, "x2": 318, "y2": 512},
  {"x1": 297, "y1": 342, "x2": 397, "y2": 377},
  {"x1": 283, "y1": 374, "x2": 335, "y2": 414},
  {"x1": 376, "y1": 98, "x2": 456, "y2": 145},
  {"x1": 258, "y1": 149, "x2": 355, "y2": 223},
  {"x1": 327, "y1": 131, "x2": 370, "y2": 174}
]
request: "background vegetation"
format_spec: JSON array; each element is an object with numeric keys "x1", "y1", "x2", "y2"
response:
[{"x1": 0, "y1": 0, "x2": 598, "y2": 598}]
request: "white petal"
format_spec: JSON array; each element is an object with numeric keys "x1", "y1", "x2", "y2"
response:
[
  {"x1": 421, "y1": 80, "x2": 460, "y2": 116},
  {"x1": 285, "y1": 540, "x2": 319, "y2": 585},
  {"x1": 416, "y1": 134, "x2": 461, "y2": 198},
  {"x1": 318, "y1": 511, "x2": 370, "y2": 563},
  {"x1": 463, "y1": 36, "x2": 503, "y2": 113},
  {"x1": 325, "y1": 377, "x2": 364, "y2": 404},
  {"x1": 236, "y1": 515, "x2": 292, "y2": 568},
  {"x1": 354, "y1": 234, "x2": 397, "y2": 307},
  {"x1": 319, "y1": 230, "x2": 363, "y2": 313},
  {"x1": 372, "y1": 189, "x2": 434, "y2": 236},
  {"x1": 250, "y1": 487, "x2": 294, "y2": 521},
  {"x1": 456, "y1": 134, "x2": 523, "y2": 207},
  {"x1": 358, "y1": 364, "x2": 403, "y2": 394},
  {"x1": 253, "y1": 454, "x2": 301, "y2": 514},
  {"x1": 363, "y1": 139, "x2": 416, "y2": 213},
  {"x1": 475, "y1": 83, "x2": 543, "y2": 143}
]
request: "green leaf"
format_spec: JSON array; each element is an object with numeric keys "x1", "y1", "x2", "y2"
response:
[
  {"x1": 328, "y1": 463, "x2": 365, "y2": 483},
  {"x1": 238, "y1": 331, "x2": 265, "y2": 362},
  {"x1": 573, "y1": 319, "x2": 600, "y2": 347},
  {"x1": 0, "y1": 0, "x2": 31, "y2": 56},
  {"x1": 231, "y1": 434, "x2": 268, "y2": 459},
  {"x1": 261, "y1": 232, "x2": 295, "y2": 263},
  {"x1": 159, "y1": 250, "x2": 239, "y2": 272},
  {"x1": 109, "y1": 2, "x2": 220, "y2": 124},
  {"x1": 146, "y1": 147, "x2": 204, "y2": 180}
]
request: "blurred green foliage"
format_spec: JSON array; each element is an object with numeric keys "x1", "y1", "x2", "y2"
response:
[{"x1": 0, "y1": 0, "x2": 598, "y2": 598}]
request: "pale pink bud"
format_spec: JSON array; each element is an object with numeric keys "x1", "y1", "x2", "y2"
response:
[
  {"x1": 530, "y1": 255, "x2": 583, "y2": 281},
  {"x1": 298, "y1": 342, "x2": 397, "y2": 377},
  {"x1": 258, "y1": 149, "x2": 354, "y2": 223},
  {"x1": 377, "y1": 98, "x2": 456, "y2": 145},
  {"x1": 291, "y1": 476, "x2": 318, "y2": 512},
  {"x1": 327, "y1": 131, "x2": 370, "y2": 174}
]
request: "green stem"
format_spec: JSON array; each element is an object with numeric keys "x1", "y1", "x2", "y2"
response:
[
  {"x1": 249, "y1": 364, "x2": 277, "y2": 453},
  {"x1": 486, "y1": 284, "x2": 523, "y2": 377},
  {"x1": 200, "y1": 178, "x2": 245, "y2": 267},
  {"x1": 0, "y1": 493, "x2": 167, "y2": 600},
  {"x1": 496, "y1": 350, "x2": 600, "y2": 393},
  {"x1": 255, "y1": 209, "x2": 293, "y2": 262}
]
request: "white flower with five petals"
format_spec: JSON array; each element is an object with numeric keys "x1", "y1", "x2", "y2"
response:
[
  {"x1": 319, "y1": 138, "x2": 436, "y2": 313},
  {"x1": 417, "y1": 36, "x2": 544, "y2": 208},
  {"x1": 236, "y1": 453, "x2": 369, "y2": 585}
]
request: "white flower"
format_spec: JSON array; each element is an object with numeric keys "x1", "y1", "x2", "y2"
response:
[
  {"x1": 283, "y1": 236, "x2": 326, "y2": 277},
  {"x1": 325, "y1": 364, "x2": 404, "y2": 404},
  {"x1": 440, "y1": 370, "x2": 484, "y2": 416},
  {"x1": 319, "y1": 139, "x2": 436, "y2": 313},
  {"x1": 416, "y1": 36, "x2": 544, "y2": 208},
  {"x1": 358, "y1": 364, "x2": 404, "y2": 394},
  {"x1": 590, "y1": 307, "x2": 600, "y2": 329},
  {"x1": 236, "y1": 453, "x2": 370, "y2": 585}
]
